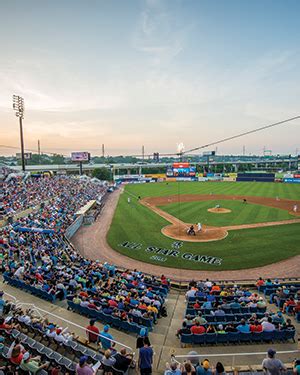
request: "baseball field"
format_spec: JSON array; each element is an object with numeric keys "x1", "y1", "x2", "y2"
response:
[{"x1": 107, "y1": 181, "x2": 300, "y2": 271}]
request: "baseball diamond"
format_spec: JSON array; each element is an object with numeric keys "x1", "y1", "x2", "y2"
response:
[{"x1": 106, "y1": 181, "x2": 300, "y2": 271}]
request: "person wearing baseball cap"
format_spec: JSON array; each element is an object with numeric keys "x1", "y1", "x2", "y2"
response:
[
  {"x1": 20, "y1": 351, "x2": 50, "y2": 374},
  {"x1": 100, "y1": 325, "x2": 115, "y2": 351},
  {"x1": 76, "y1": 355, "x2": 97, "y2": 375},
  {"x1": 262, "y1": 349, "x2": 286, "y2": 375}
]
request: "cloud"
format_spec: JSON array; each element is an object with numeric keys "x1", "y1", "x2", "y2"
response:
[{"x1": 132, "y1": 0, "x2": 185, "y2": 65}]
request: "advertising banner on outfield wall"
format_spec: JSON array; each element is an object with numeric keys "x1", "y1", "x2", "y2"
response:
[
  {"x1": 223, "y1": 177, "x2": 236, "y2": 182},
  {"x1": 283, "y1": 178, "x2": 300, "y2": 183}
]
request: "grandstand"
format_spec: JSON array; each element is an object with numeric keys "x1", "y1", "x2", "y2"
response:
[{"x1": 0, "y1": 171, "x2": 299, "y2": 375}]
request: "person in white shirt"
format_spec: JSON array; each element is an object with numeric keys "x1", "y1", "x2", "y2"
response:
[
  {"x1": 14, "y1": 266, "x2": 25, "y2": 279},
  {"x1": 262, "y1": 317, "x2": 275, "y2": 332},
  {"x1": 197, "y1": 223, "x2": 202, "y2": 232},
  {"x1": 186, "y1": 289, "x2": 196, "y2": 299},
  {"x1": 204, "y1": 279, "x2": 212, "y2": 288}
]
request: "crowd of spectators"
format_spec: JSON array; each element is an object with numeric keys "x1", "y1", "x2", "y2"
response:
[
  {"x1": 177, "y1": 279, "x2": 296, "y2": 341},
  {"x1": 0, "y1": 298, "x2": 140, "y2": 374},
  {"x1": 164, "y1": 349, "x2": 300, "y2": 375},
  {"x1": 1, "y1": 175, "x2": 106, "y2": 224},
  {"x1": 256, "y1": 278, "x2": 300, "y2": 316},
  {"x1": 0, "y1": 175, "x2": 169, "y2": 332}
]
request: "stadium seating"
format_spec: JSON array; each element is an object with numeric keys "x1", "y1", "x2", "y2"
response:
[{"x1": 180, "y1": 329, "x2": 295, "y2": 346}]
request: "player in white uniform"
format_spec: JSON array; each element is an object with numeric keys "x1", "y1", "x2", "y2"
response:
[
  {"x1": 197, "y1": 222, "x2": 202, "y2": 232},
  {"x1": 293, "y1": 204, "x2": 298, "y2": 213},
  {"x1": 128, "y1": 197, "x2": 131, "y2": 204}
]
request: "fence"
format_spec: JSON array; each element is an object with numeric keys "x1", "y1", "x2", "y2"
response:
[
  {"x1": 65, "y1": 215, "x2": 84, "y2": 239},
  {"x1": 171, "y1": 350, "x2": 300, "y2": 369}
]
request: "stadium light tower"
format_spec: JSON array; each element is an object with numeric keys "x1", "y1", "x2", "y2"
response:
[{"x1": 12, "y1": 95, "x2": 25, "y2": 171}]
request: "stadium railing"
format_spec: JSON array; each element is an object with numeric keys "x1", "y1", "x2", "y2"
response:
[{"x1": 171, "y1": 350, "x2": 300, "y2": 370}]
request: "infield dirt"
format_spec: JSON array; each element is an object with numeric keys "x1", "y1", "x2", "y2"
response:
[{"x1": 140, "y1": 194, "x2": 300, "y2": 242}]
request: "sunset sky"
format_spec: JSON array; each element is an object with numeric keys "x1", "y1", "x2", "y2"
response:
[{"x1": 1, "y1": 0, "x2": 300, "y2": 157}]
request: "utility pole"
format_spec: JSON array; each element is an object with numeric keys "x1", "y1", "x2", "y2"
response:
[
  {"x1": 102, "y1": 144, "x2": 105, "y2": 158},
  {"x1": 38, "y1": 139, "x2": 41, "y2": 164},
  {"x1": 142, "y1": 145, "x2": 145, "y2": 161},
  {"x1": 13, "y1": 95, "x2": 25, "y2": 171}
]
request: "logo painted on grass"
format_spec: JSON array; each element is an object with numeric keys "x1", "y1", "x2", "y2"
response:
[
  {"x1": 119, "y1": 241, "x2": 222, "y2": 266},
  {"x1": 171, "y1": 241, "x2": 183, "y2": 249}
]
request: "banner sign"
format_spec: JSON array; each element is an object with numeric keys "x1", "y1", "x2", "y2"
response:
[
  {"x1": 119, "y1": 241, "x2": 223, "y2": 266},
  {"x1": 283, "y1": 178, "x2": 300, "y2": 184}
]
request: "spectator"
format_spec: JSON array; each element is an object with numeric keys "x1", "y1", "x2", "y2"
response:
[
  {"x1": 101, "y1": 349, "x2": 116, "y2": 368},
  {"x1": 0, "y1": 292, "x2": 5, "y2": 316},
  {"x1": 293, "y1": 359, "x2": 300, "y2": 375},
  {"x1": 165, "y1": 362, "x2": 182, "y2": 375},
  {"x1": 262, "y1": 317, "x2": 276, "y2": 332},
  {"x1": 280, "y1": 318, "x2": 295, "y2": 331},
  {"x1": 76, "y1": 355, "x2": 96, "y2": 375},
  {"x1": 196, "y1": 359, "x2": 212, "y2": 375},
  {"x1": 250, "y1": 320, "x2": 263, "y2": 333},
  {"x1": 191, "y1": 321, "x2": 205, "y2": 334},
  {"x1": 236, "y1": 319, "x2": 250, "y2": 333},
  {"x1": 86, "y1": 320, "x2": 100, "y2": 344},
  {"x1": 100, "y1": 325, "x2": 115, "y2": 351},
  {"x1": 216, "y1": 324, "x2": 226, "y2": 334},
  {"x1": 215, "y1": 362, "x2": 226, "y2": 375},
  {"x1": 114, "y1": 348, "x2": 133, "y2": 374},
  {"x1": 138, "y1": 338, "x2": 154, "y2": 375},
  {"x1": 8, "y1": 338, "x2": 25, "y2": 365},
  {"x1": 262, "y1": 349, "x2": 286, "y2": 375},
  {"x1": 20, "y1": 352, "x2": 49, "y2": 374},
  {"x1": 181, "y1": 361, "x2": 196, "y2": 375},
  {"x1": 206, "y1": 324, "x2": 216, "y2": 333},
  {"x1": 137, "y1": 328, "x2": 151, "y2": 349}
]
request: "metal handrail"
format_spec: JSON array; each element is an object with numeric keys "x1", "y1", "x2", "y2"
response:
[
  {"x1": 171, "y1": 350, "x2": 300, "y2": 369},
  {"x1": 5, "y1": 296, "x2": 134, "y2": 353}
]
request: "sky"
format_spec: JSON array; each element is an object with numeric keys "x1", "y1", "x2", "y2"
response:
[{"x1": 0, "y1": 0, "x2": 300, "y2": 157}]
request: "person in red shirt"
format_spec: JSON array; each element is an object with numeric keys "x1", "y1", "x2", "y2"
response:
[
  {"x1": 250, "y1": 320, "x2": 263, "y2": 332},
  {"x1": 190, "y1": 321, "x2": 206, "y2": 334},
  {"x1": 256, "y1": 277, "x2": 265, "y2": 288},
  {"x1": 0, "y1": 317, "x2": 19, "y2": 331},
  {"x1": 108, "y1": 299, "x2": 118, "y2": 308},
  {"x1": 87, "y1": 300, "x2": 98, "y2": 310},
  {"x1": 86, "y1": 320, "x2": 100, "y2": 344},
  {"x1": 193, "y1": 300, "x2": 201, "y2": 309},
  {"x1": 283, "y1": 297, "x2": 296, "y2": 314}
]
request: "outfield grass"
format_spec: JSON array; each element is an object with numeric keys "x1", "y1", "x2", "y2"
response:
[
  {"x1": 107, "y1": 182, "x2": 300, "y2": 271},
  {"x1": 125, "y1": 181, "x2": 300, "y2": 200},
  {"x1": 160, "y1": 200, "x2": 295, "y2": 226}
]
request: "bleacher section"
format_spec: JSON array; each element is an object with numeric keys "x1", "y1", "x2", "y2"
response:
[{"x1": 179, "y1": 281, "x2": 297, "y2": 346}]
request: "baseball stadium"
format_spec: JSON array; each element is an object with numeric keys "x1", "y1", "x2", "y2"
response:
[{"x1": 1, "y1": 1, "x2": 300, "y2": 374}]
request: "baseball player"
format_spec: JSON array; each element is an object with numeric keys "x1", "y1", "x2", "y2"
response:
[{"x1": 197, "y1": 222, "x2": 202, "y2": 232}]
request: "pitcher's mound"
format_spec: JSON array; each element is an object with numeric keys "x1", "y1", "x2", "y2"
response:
[
  {"x1": 162, "y1": 224, "x2": 228, "y2": 242},
  {"x1": 208, "y1": 207, "x2": 231, "y2": 214}
]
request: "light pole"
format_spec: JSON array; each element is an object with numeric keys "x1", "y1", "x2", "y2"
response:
[{"x1": 13, "y1": 95, "x2": 25, "y2": 171}]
